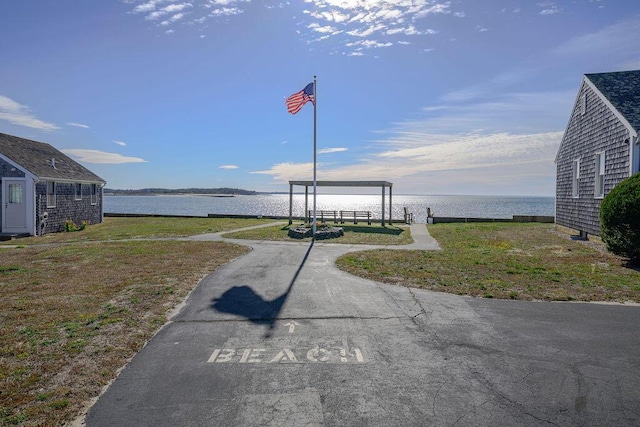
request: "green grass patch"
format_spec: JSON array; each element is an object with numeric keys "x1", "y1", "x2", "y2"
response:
[
  {"x1": 0, "y1": 216, "x2": 275, "y2": 245},
  {"x1": 0, "y1": 266, "x2": 24, "y2": 273},
  {"x1": 223, "y1": 222, "x2": 413, "y2": 245},
  {"x1": 336, "y1": 223, "x2": 640, "y2": 302}
]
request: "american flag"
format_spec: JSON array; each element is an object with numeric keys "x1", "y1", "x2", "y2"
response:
[{"x1": 285, "y1": 82, "x2": 315, "y2": 114}]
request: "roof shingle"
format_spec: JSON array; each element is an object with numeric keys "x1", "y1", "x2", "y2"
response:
[
  {"x1": 586, "y1": 70, "x2": 640, "y2": 134},
  {"x1": 0, "y1": 133, "x2": 105, "y2": 183}
]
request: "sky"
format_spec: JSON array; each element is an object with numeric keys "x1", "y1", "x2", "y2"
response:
[{"x1": 1, "y1": 1, "x2": 639, "y2": 196}]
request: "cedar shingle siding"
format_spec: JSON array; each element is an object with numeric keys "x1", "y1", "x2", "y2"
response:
[
  {"x1": 0, "y1": 132, "x2": 106, "y2": 235},
  {"x1": 35, "y1": 182, "x2": 103, "y2": 234},
  {"x1": 556, "y1": 70, "x2": 640, "y2": 236}
]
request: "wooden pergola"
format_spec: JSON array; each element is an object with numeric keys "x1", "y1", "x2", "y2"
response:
[{"x1": 288, "y1": 180, "x2": 393, "y2": 226}]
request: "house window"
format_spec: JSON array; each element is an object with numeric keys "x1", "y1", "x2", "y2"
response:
[
  {"x1": 75, "y1": 183, "x2": 83, "y2": 200},
  {"x1": 91, "y1": 184, "x2": 98, "y2": 205},
  {"x1": 47, "y1": 182, "x2": 56, "y2": 207},
  {"x1": 581, "y1": 93, "x2": 587, "y2": 115},
  {"x1": 572, "y1": 159, "x2": 580, "y2": 197},
  {"x1": 8, "y1": 184, "x2": 23, "y2": 204},
  {"x1": 595, "y1": 152, "x2": 605, "y2": 198}
]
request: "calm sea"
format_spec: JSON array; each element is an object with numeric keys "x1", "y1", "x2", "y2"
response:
[{"x1": 104, "y1": 194, "x2": 554, "y2": 223}]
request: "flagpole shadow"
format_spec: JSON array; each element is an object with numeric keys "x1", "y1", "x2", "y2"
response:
[{"x1": 210, "y1": 241, "x2": 314, "y2": 338}]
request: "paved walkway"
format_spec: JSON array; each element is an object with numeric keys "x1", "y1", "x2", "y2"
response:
[
  {"x1": 84, "y1": 223, "x2": 640, "y2": 426},
  {"x1": 186, "y1": 222, "x2": 440, "y2": 250}
]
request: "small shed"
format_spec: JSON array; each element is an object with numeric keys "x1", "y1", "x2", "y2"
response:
[
  {"x1": 288, "y1": 180, "x2": 393, "y2": 226},
  {"x1": 0, "y1": 132, "x2": 106, "y2": 236},
  {"x1": 555, "y1": 70, "x2": 640, "y2": 237}
]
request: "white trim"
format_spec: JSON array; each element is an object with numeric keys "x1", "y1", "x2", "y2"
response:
[
  {"x1": 46, "y1": 181, "x2": 56, "y2": 208},
  {"x1": 91, "y1": 183, "x2": 98, "y2": 206},
  {"x1": 0, "y1": 153, "x2": 38, "y2": 181},
  {"x1": 2, "y1": 177, "x2": 33, "y2": 234},
  {"x1": 631, "y1": 135, "x2": 640, "y2": 175},
  {"x1": 0, "y1": 153, "x2": 105, "y2": 185},
  {"x1": 556, "y1": 79, "x2": 589, "y2": 164},
  {"x1": 572, "y1": 158, "x2": 581, "y2": 198},
  {"x1": 556, "y1": 76, "x2": 639, "y2": 165},
  {"x1": 32, "y1": 182, "x2": 37, "y2": 236},
  {"x1": 38, "y1": 176, "x2": 105, "y2": 185},
  {"x1": 594, "y1": 151, "x2": 605, "y2": 198}
]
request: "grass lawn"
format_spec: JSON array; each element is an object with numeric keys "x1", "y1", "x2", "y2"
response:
[
  {"x1": 336, "y1": 222, "x2": 640, "y2": 303},
  {"x1": 4, "y1": 218, "x2": 639, "y2": 425},
  {"x1": 0, "y1": 218, "x2": 256, "y2": 426},
  {"x1": 223, "y1": 222, "x2": 413, "y2": 245},
  {"x1": 0, "y1": 216, "x2": 275, "y2": 245}
]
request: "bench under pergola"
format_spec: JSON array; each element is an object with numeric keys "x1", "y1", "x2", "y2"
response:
[{"x1": 288, "y1": 180, "x2": 393, "y2": 226}]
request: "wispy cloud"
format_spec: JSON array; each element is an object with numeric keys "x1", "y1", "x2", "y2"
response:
[
  {"x1": 252, "y1": 162, "x2": 315, "y2": 179},
  {"x1": 537, "y1": 2, "x2": 562, "y2": 15},
  {"x1": 376, "y1": 131, "x2": 562, "y2": 170},
  {"x1": 254, "y1": 81, "x2": 569, "y2": 195},
  {"x1": 301, "y1": 0, "x2": 453, "y2": 55},
  {"x1": 63, "y1": 149, "x2": 147, "y2": 164},
  {"x1": 219, "y1": 164, "x2": 239, "y2": 169},
  {"x1": 208, "y1": 7, "x2": 243, "y2": 17},
  {"x1": 318, "y1": 147, "x2": 348, "y2": 154},
  {"x1": 0, "y1": 95, "x2": 59, "y2": 131},
  {"x1": 253, "y1": 131, "x2": 560, "y2": 179},
  {"x1": 134, "y1": 2, "x2": 193, "y2": 21},
  {"x1": 113, "y1": 140, "x2": 127, "y2": 146},
  {"x1": 126, "y1": 0, "x2": 249, "y2": 32},
  {"x1": 67, "y1": 122, "x2": 90, "y2": 129},
  {"x1": 552, "y1": 15, "x2": 640, "y2": 59}
]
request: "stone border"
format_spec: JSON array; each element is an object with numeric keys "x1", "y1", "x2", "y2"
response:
[{"x1": 287, "y1": 226, "x2": 344, "y2": 240}]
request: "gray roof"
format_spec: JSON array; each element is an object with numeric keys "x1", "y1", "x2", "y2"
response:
[
  {"x1": 586, "y1": 70, "x2": 640, "y2": 133},
  {"x1": 0, "y1": 132, "x2": 105, "y2": 183}
]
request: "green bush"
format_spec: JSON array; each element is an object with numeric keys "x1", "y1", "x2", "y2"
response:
[
  {"x1": 64, "y1": 220, "x2": 87, "y2": 232},
  {"x1": 599, "y1": 172, "x2": 640, "y2": 264}
]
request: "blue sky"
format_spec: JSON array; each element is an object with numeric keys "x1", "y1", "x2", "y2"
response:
[{"x1": 1, "y1": 1, "x2": 639, "y2": 195}]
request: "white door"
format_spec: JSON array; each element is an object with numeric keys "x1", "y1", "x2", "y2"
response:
[{"x1": 3, "y1": 179, "x2": 27, "y2": 231}]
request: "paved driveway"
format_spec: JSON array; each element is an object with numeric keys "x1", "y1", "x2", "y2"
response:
[{"x1": 85, "y1": 224, "x2": 640, "y2": 426}]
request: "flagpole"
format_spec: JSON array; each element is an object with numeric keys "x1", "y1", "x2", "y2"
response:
[{"x1": 312, "y1": 75, "x2": 317, "y2": 239}]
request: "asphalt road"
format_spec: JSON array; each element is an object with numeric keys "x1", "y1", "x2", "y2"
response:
[{"x1": 85, "y1": 226, "x2": 640, "y2": 426}]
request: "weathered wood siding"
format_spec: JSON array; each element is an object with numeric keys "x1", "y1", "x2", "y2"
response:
[
  {"x1": 556, "y1": 80, "x2": 631, "y2": 236},
  {"x1": 35, "y1": 182, "x2": 103, "y2": 234}
]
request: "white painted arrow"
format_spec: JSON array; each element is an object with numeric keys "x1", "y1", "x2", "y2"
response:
[{"x1": 284, "y1": 321, "x2": 300, "y2": 333}]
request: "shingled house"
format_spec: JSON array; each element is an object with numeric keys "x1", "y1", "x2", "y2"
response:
[
  {"x1": 0, "y1": 132, "x2": 106, "y2": 236},
  {"x1": 555, "y1": 70, "x2": 640, "y2": 238}
]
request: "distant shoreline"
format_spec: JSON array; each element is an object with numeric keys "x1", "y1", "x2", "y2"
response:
[
  {"x1": 105, "y1": 193, "x2": 236, "y2": 198},
  {"x1": 103, "y1": 187, "x2": 258, "y2": 197}
]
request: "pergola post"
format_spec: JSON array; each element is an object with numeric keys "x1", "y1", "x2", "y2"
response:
[
  {"x1": 389, "y1": 184, "x2": 393, "y2": 226},
  {"x1": 288, "y1": 183, "x2": 293, "y2": 225},
  {"x1": 381, "y1": 185, "x2": 386, "y2": 227},
  {"x1": 304, "y1": 186, "x2": 309, "y2": 223}
]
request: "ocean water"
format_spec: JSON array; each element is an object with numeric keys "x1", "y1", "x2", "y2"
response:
[{"x1": 104, "y1": 194, "x2": 555, "y2": 224}]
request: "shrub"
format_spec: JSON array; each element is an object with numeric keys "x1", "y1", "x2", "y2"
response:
[
  {"x1": 599, "y1": 172, "x2": 640, "y2": 264},
  {"x1": 64, "y1": 220, "x2": 87, "y2": 232}
]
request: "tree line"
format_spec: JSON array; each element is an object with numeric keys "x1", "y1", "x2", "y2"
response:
[{"x1": 104, "y1": 187, "x2": 258, "y2": 196}]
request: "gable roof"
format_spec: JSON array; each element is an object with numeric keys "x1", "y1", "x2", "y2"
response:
[
  {"x1": 585, "y1": 70, "x2": 640, "y2": 134},
  {"x1": 0, "y1": 132, "x2": 105, "y2": 184}
]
